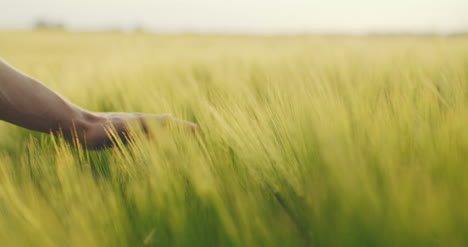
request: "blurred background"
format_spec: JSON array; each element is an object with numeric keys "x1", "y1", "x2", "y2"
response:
[
  {"x1": 1, "y1": 1, "x2": 468, "y2": 247},
  {"x1": 1, "y1": 0, "x2": 467, "y2": 34}
]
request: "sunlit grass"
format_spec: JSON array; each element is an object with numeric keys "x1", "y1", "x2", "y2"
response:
[{"x1": 0, "y1": 31, "x2": 467, "y2": 246}]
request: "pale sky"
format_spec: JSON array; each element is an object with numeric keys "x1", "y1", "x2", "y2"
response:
[{"x1": 1, "y1": 0, "x2": 467, "y2": 34}]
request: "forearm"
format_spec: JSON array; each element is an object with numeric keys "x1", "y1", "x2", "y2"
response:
[
  {"x1": 0, "y1": 58, "x2": 96, "y2": 137},
  {"x1": 0, "y1": 58, "x2": 196, "y2": 149}
]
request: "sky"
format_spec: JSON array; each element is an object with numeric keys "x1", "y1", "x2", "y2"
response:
[{"x1": 0, "y1": 0, "x2": 467, "y2": 34}]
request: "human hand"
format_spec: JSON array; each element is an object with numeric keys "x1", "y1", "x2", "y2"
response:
[{"x1": 80, "y1": 112, "x2": 197, "y2": 149}]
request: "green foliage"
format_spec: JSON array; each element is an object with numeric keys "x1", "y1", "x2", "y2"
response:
[{"x1": 0, "y1": 32, "x2": 467, "y2": 246}]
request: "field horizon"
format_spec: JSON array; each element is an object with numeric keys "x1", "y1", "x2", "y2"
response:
[{"x1": 0, "y1": 31, "x2": 467, "y2": 247}]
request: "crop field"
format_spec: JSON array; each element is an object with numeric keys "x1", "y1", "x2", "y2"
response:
[{"x1": 0, "y1": 31, "x2": 467, "y2": 247}]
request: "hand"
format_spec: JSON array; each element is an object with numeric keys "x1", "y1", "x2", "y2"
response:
[{"x1": 78, "y1": 112, "x2": 197, "y2": 149}]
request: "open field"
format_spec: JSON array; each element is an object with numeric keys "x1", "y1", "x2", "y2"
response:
[{"x1": 0, "y1": 31, "x2": 467, "y2": 247}]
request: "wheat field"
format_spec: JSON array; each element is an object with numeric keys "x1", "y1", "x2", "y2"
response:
[{"x1": 0, "y1": 31, "x2": 467, "y2": 247}]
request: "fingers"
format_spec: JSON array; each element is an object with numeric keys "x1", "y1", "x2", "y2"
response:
[
  {"x1": 136, "y1": 113, "x2": 197, "y2": 134},
  {"x1": 172, "y1": 118, "x2": 198, "y2": 132},
  {"x1": 143, "y1": 113, "x2": 197, "y2": 131},
  {"x1": 80, "y1": 112, "x2": 198, "y2": 150},
  {"x1": 154, "y1": 113, "x2": 172, "y2": 125}
]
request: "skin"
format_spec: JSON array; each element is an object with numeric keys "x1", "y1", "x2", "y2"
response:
[{"x1": 0, "y1": 58, "x2": 196, "y2": 149}]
